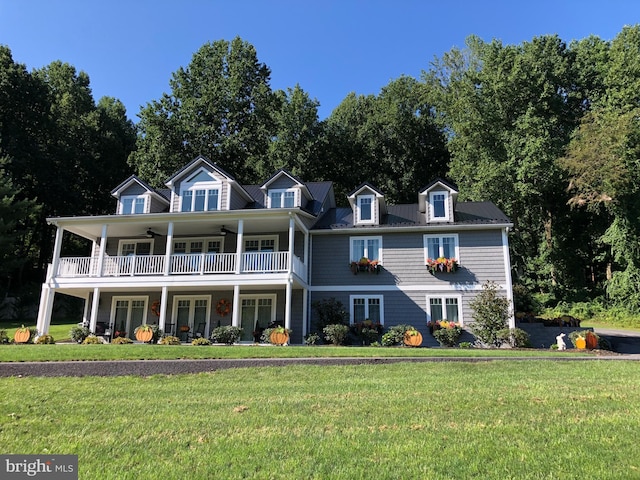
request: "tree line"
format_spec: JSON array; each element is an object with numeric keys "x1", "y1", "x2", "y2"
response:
[{"x1": 1, "y1": 28, "x2": 639, "y2": 315}]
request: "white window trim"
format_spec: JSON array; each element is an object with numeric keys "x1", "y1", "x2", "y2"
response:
[
  {"x1": 350, "y1": 235, "x2": 383, "y2": 263},
  {"x1": 428, "y1": 191, "x2": 450, "y2": 222},
  {"x1": 109, "y1": 296, "x2": 149, "y2": 332},
  {"x1": 426, "y1": 294, "x2": 464, "y2": 326},
  {"x1": 267, "y1": 188, "x2": 298, "y2": 208},
  {"x1": 243, "y1": 235, "x2": 279, "y2": 252},
  {"x1": 179, "y1": 168, "x2": 222, "y2": 212},
  {"x1": 356, "y1": 194, "x2": 376, "y2": 224},
  {"x1": 171, "y1": 295, "x2": 212, "y2": 330},
  {"x1": 119, "y1": 194, "x2": 147, "y2": 215},
  {"x1": 349, "y1": 294, "x2": 384, "y2": 325},
  {"x1": 117, "y1": 239, "x2": 155, "y2": 256},
  {"x1": 423, "y1": 234, "x2": 459, "y2": 262},
  {"x1": 172, "y1": 237, "x2": 225, "y2": 254}
]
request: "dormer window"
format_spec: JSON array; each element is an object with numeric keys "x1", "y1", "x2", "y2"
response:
[
  {"x1": 120, "y1": 195, "x2": 146, "y2": 214},
  {"x1": 180, "y1": 170, "x2": 221, "y2": 212},
  {"x1": 356, "y1": 195, "x2": 375, "y2": 224},
  {"x1": 429, "y1": 191, "x2": 450, "y2": 221},
  {"x1": 268, "y1": 189, "x2": 296, "y2": 208}
]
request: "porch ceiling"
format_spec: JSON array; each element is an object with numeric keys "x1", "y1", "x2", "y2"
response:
[{"x1": 49, "y1": 212, "x2": 303, "y2": 242}]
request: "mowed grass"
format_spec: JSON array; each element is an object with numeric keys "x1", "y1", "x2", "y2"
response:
[
  {"x1": 0, "y1": 343, "x2": 591, "y2": 362},
  {"x1": 1, "y1": 361, "x2": 639, "y2": 479}
]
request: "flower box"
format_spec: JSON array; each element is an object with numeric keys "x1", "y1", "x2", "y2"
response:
[
  {"x1": 426, "y1": 257, "x2": 458, "y2": 274},
  {"x1": 350, "y1": 257, "x2": 382, "y2": 275}
]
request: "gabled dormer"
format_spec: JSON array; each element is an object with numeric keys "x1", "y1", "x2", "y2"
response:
[
  {"x1": 418, "y1": 178, "x2": 458, "y2": 224},
  {"x1": 164, "y1": 155, "x2": 253, "y2": 212},
  {"x1": 111, "y1": 175, "x2": 170, "y2": 215},
  {"x1": 260, "y1": 169, "x2": 312, "y2": 209},
  {"x1": 348, "y1": 183, "x2": 386, "y2": 226}
]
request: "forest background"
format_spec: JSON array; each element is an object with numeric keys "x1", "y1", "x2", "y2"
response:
[{"x1": 2, "y1": 26, "x2": 640, "y2": 324}]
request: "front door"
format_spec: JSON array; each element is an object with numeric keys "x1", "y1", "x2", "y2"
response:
[
  {"x1": 173, "y1": 296, "x2": 211, "y2": 339},
  {"x1": 111, "y1": 297, "x2": 147, "y2": 339},
  {"x1": 240, "y1": 295, "x2": 275, "y2": 341}
]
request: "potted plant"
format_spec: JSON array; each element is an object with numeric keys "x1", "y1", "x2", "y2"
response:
[
  {"x1": 269, "y1": 325, "x2": 292, "y2": 345},
  {"x1": 13, "y1": 325, "x2": 31, "y2": 344},
  {"x1": 134, "y1": 324, "x2": 154, "y2": 343},
  {"x1": 403, "y1": 327, "x2": 423, "y2": 347}
]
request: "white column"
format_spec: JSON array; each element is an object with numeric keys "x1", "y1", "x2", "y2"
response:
[
  {"x1": 50, "y1": 226, "x2": 64, "y2": 278},
  {"x1": 231, "y1": 285, "x2": 240, "y2": 327},
  {"x1": 284, "y1": 279, "x2": 292, "y2": 331},
  {"x1": 287, "y1": 215, "x2": 295, "y2": 274},
  {"x1": 82, "y1": 293, "x2": 91, "y2": 325},
  {"x1": 97, "y1": 224, "x2": 107, "y2": 277},
  {"x1": 158, "y1": 286, "x2": 168, "y2": 331},
  {"x1": 89, "y1": 287, "x2": 100, "y2": 333},
  {"x1": 302, "y1": 288, "x2": 308, "y2": 339},
  {"x1": 164, "y1": 222, "x2": 174, "y2": 275},
  {"x1": 235, "y1": 220, "x2": 244, "y2": 274},
  {"x1": 502, "y1": 227, "x2": 516, "y2": 329},
  {"x1": 36, "y1": 285, "x2": 55, "y2": 335}
]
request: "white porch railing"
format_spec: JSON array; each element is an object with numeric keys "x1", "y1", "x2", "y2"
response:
[
  {"x1": 241, "y1": 252, "x2": 288, "y2": 273},
  {"x1": 54, "y1": 252, "x2": 303, "y2": 278}
]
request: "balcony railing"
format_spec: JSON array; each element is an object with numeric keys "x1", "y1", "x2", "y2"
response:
[{"x1": 55, "y1": 252, "x2": 305, "y2": 278}]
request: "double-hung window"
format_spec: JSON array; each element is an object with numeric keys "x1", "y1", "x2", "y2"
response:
[
  {"x1": 350, "y1": 295, "x2": 383, "y2": 324},
  {"x1": 429, "y1": 191, "x2": 450, "y2": 221},
  {"x1": 424, "y1": 234, "x2": 459, "y2": 261},
  {"x1": 426, "y1": 295, "x2": 462, "y2": 324},
  {"x1": 120, "y1": 195, "x2": 146, "y2": 214},
  {"x1": 268, "y1": 189, "x2": 296, "y2": 208},
  {"x1": 357, "y1": 195, "x2": 375, "y2": 223},
  {"x1": 350, "y1": 236, "x2": 382, "y2": 263}
]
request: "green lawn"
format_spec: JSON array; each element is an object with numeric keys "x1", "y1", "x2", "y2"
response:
[{"x1": 1, "y1": 361, "x2": 639, "y2": 479}]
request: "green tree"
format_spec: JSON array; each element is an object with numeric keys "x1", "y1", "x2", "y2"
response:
[
  {"x1": 469, "y1": 281, "x2": 511, "y2": 347},
  {"x1": 130, "y1": 37, "x2": 280, "y2": 185}
]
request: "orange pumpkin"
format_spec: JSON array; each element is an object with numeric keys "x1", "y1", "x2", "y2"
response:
[
  {"x1": 585, "y1": 331, "x2": 598, "y2": 349},
  {"x1": 403, "y1": 331, "x2": 423, "y2": 347},
  {"x1": 14, "y1": 325, "x2": 31, "y2": 344},
  {"x1": 270, "y1": 330, "x2": 289, "y2": 346},
  {"x1": 135, "y1": 326, "x2": 154, "y2": 343},
  {"x1": 575, "y1": 336, "x2": 586, "y2": 349}
]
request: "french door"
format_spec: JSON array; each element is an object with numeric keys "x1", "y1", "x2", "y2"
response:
[
  {"x1": 173, "y1": 296, "x2": 211, "y2": 339},
  {"x1": 111, "y1": 297, "x2": 148, "y2": 339},
  {"x1": 240, "y1": 295, "x2": 276, "y2": 341}
]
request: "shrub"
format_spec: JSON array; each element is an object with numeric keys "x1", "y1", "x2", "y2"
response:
[
  {"x1": 159, "y1": 335, "x2": 181, "y2": 345},
  {"x1": 433, "y1": 325, "x2": 462, "y2": 347},
  {"x1": 323, "y1": 324, "x2": 350, "y2": 345},
  {"x1": 192, "y1": 337, "x2": 211, "y2": 346},
  {"x1": 35, "y1": 334, "x2": 55, "y2": 344},
  {"x1": 112, "y1": 337, "x2": 133, "y2": 344},
  {"x1": 459, "y1": 341, "x2": 472, "y2": 349},
  {"x1": 210, "y1": 325, "x2": 242, "y2": 345},
  {"x1": 82, "y1": 335, "x2": 103, "y2": 344},
  {"x1": 350, "y1": 319, "x2": 383, "y2": 345},
  {"x1": 70, "y1": 325, "x2": 90, "y2": 343},
  {"x1": 0, "y1": 329, "x2": 8, "y2": 344},
  {"x1": 304, "y1": 332, "x2": 321, "y2": 345},
  {"x1": 381, "y1": 324, "x2": 414, "y2": 346},
  {"x1": 496, "y1": 328, "x2": 531, "y2": 348},
  {"x1": 469, "y1": 281, "x2": 511, "y2": 347},
  {"x1": 312, "y1": 298, "x2": 348, "y2": 331}
]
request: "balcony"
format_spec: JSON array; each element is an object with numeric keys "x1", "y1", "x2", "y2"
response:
[{"x1": 54, "y1": 252, "x2": 306, "y2": 279}]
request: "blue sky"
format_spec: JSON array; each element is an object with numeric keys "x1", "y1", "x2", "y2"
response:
[{"x1": 1, "y1": 1, "x2": 639, "y2": 121}]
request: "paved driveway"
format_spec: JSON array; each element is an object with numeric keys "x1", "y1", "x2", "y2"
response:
[{"x1": 594, "y1": 328, "x2": 640, "y2": 354}]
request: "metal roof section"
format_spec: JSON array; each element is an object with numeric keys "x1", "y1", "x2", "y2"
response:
[{"x1": 311, "y1": 201, "x2": 511, "y2": 230}]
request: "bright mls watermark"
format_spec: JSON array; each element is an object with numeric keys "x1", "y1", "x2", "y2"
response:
[{"x1": 0, "y1": 455, "x2": 77, "y2": 479}]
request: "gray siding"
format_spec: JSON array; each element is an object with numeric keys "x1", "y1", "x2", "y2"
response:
[
  {"x1": 149, "y1": 195, "x2": 167, "y2": 213},
  {"x1": 229, "y1": 184, "x2": 247, "y2": 210},
  {"x1": 311, "y1": 229, "x2": 507, "y2": 287}
]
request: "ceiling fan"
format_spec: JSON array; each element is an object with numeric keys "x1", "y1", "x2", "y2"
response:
[
  {"x1": 219, "y1": 225, "x2": 234, "y2": 236},
  {"x1": 144, "y1": 228, "x2": 162, "y2": 238}
]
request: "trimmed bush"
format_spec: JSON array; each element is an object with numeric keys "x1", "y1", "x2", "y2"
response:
[
  {"x1": 323, "y1": 324, "x2": 350, "y2": 346},
  {"x1": 159, "y1": 335, "x2": 181, "y2": 345},
  {"x1": 496, "y1": 328, "x2": 531, "y2": 348},
  {"x1": 70, "y1": 325, "x2": 90, "y2": 343},
  {"x1": 112, "y1": 337, "x2": 133, "y2": 344},
  {"x1": 210, "y1": 326, "x2": 242, "y2": 345},
  {"x1": 192, "y1": 337, "x2": 211, "y2": 346},
  {"x1": 35, "y1": 334, "x2": 55, "y2": 344}
]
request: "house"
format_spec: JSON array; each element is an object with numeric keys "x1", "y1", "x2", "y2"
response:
[{"x1": 35, "y1": 156, "x2": 514, "y2": 343}]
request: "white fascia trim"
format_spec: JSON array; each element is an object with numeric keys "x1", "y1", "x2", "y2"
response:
[
  {"x1": 309, "y1": 223, "x2": 514, "y2": 235},
  {"x1": 309, "y1": 283, "x2": 511, "y2": 293}
]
